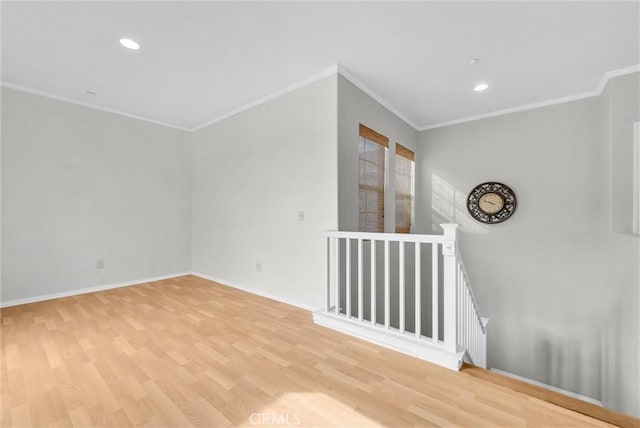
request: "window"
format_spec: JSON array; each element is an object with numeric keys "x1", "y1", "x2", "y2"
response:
[
  {"x1": 359, "y1": 124, "x2": 388, "y2": 232},
  {"x1": 395, "y1": 144, "x2": 415, "y2": 233}
]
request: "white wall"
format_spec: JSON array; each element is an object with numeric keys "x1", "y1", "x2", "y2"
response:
[
  {"x1": 416, "y1": 96, "x2": 604, "y2": 400},
  {"x1": 1, "y1": 88, "x2": 191, "y2": 304},
  {"x1": 598, "y1": 72, "x2": 640, "y2": 417},
  {"x1": 191, "y1": 76, "x2": 338, "y2": 309}
]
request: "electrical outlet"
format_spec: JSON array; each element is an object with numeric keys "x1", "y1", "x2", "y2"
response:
[
  {"x1": 96, "y1": 259, "x2": 104, "y2": 269},
  {"x1": 298, "y1": 211, "x2": 305, "y2": 221},
  {"x1": 256, "y1": 262, "x2": 262, "y2": 272}
]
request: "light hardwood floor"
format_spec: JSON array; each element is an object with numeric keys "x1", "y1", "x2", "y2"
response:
[{"x1": 0, "y1": 275, "x2": 630, "y2": 427}]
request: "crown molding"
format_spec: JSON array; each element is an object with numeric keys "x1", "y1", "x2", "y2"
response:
[
  {"x1": 192, "y1": 63, "x2": 420, "y2": 132},
  {"x1": 0, "y1": 82, "x2": 191, "y2": 132},
  {"x1": 595, "y1": 64, "x2": 640, "y2": 93},
  {"x1": 420, "y1": 64, "x2": 640, "y2": 131},
  {"x1": 4, "y1": 64, "x2": 638, "y2": 135},
  {"x1": 190, "y1": 64, "x2": 340, "y2": 132},
  {"x1": 1, "y1": 65, "x2": 420, "y2": 134}
]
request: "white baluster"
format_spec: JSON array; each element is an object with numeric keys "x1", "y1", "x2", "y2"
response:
[
  {"x1": 482, "y1": 319, "x2": 489, "y2": 368},
  {"x1": 432, "y1": 243, "x2": 438, "y2": 343},
  {"x1": 464, "y1": 275, "x2": 468, "y2": 351},
  {"x1": 457, "y1": 267, "x2": 461, "y2": 346},
  {"x1": 478, "y1": 322, "x2": 482, "y2": 366},
  {"x1": 463, "y1": 274, "x2": 467, "y2": 350},
  {"x1": 468, "y1": 289, "x2": 471, "y2": 345},
  {"x1": 415, "y1": 243, "x2": 421, "y2": 338},
  {"x1": 371, "y1": 240, "x2": 376, "y2": 326},
  {"x1": 462, "y1": 284, "x2": 471, "y2": 352},
  {"x1": 346, "y1": 239, "x2": 351, "y2": 318},
  {"x1": 326, "y1": 237, "x2": 330, "y2": 312},
  {"x1": 468, "y1": 287, "x2": 472, "y2": 354},
  {"x1": 335, "y1": 237, "x2": 340, "y2": 315},
  {"x1": 384, "y1": 240, "x2": 390, "y2": 329},
  {"x1": 399, "y1": 241, "x2": 405, "y2": 333},
  {"x1": 476, "y1": 321, "x2": 481, "y2": 367},
  {"x1": 475, "y1": 318, "x2": 480, "y2": 366},
  {"x1": 358, "y1": 239, "x2": 363, "y2": 321},
  {"x1": 465, "y1": 283, "x2": 469, "y2": 352},
  {"x1": 471, "y1": 317, "x2": 475, "y2": 364},
  {"x1": 477, "y1": 321, "x2": 480, "y2": 365},
  {"x1": 469, "y1": 291, "x2": 473, "y2": 360},
  {"x1": 461, "y1": 269, "x2": 465, "y2": 349},
  {"x1": 457, "y1": 272, "x2": 461, "y2": 348},
  {"x1": 471, "y1": 320, "x2": 475, "y2": 364}
]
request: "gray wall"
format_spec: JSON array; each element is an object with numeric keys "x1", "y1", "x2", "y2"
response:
[
  {"x1": 338, "y1": 75, "x2": 418, "y2": 233},
  {"x1": 417, "y1": 96, "x2": 603, "y2": 400},
  {"x1": 598, "y1": 73, "x2": 640, "y2": 416},
  {"x1": 416, "y1": 73, "x2": 639, "y2": 414},
  {"x1": 191, "y1": 76, "x2": 338, "y2": 309},
  {"x1": 1, "y1": 88, "x2": 192, "y2": 303}
]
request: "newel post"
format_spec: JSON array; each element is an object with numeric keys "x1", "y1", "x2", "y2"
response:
[{"x1": 441, "y1": 223, "x2": 459, "y2": 353}]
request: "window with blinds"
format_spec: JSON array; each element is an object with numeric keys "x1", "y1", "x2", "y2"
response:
[
  {"x1": 395, "y1": 144, "x2": 415, "y2": 233},
  {"x1": 359, "y1": 124, "x2": 388, "y2": 232}
]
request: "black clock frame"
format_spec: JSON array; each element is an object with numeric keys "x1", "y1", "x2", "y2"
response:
[{"x1": 467, "y1": 182, "x2": 517, "y2": 224}]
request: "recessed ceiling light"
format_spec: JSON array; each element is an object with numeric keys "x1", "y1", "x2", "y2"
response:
[
  {"x1": 119, "y1": 38, "x2": 140, "y2": 50},
  {"x1": 474, "y1": 83, "x2": 489, "y2": 92},
  {"x1": 469, "y1": 58, "x2": 479, "y2": 65}
]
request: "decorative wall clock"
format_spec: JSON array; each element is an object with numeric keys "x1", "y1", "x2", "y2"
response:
[{"x1": 467, "y1": 182, "x2": 517, "y2": 224}]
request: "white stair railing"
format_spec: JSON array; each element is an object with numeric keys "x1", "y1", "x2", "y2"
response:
[
  {"x1": 318, "y1": 223, "x2": 488, "y2": 370},
  {"x1": 456, "y1": 253, "x2": 488, "y2": 368}
]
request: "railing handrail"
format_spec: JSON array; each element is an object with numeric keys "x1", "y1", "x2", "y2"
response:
[
  {"x1": 323, "y1": 230, "x2": 447, "y2": 244},
  {"x1": 456, "y1": 253, "x2": 486, "y2": 334}
]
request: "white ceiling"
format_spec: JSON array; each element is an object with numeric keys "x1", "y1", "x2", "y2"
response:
[{"x1": 2, "y1": 1, "x2": 638, "y2": 131}]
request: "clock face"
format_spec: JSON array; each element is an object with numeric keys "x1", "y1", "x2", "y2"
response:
[
  {"x1": 478, "y1": 193, "x2": 504, "y2": 214},
  {"x1": 467, "y1": 182, "x2": 517, "y2": 224}
]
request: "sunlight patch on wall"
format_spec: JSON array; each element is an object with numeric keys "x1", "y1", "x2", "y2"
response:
[{"x1": 432, "y1": 174, "x2": 488, "y2": 234}]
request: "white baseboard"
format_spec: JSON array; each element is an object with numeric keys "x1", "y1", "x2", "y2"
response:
[
  {"x1": 0, "y1": 272, "x2": 192, "y2": 308},
  {"x1": 313, "y1": 310, "x2": 464, "y2": 371},
  {"x1": 190, "y1": 271, "x2": 319, "y2": 312},
  {"x1": 1, "y1": 271, "x2": 320, "y2": 312},
  {"x1": 490, "y1": 368, "x2": 603, "y2": 406}
]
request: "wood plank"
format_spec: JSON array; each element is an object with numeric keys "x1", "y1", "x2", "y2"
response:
[
  {"x1": 462, "y1": 363, "x2": 640, "y2": 428},
  {"x1": 0, "y1": 275, "x2": 629, "y2": 427}
]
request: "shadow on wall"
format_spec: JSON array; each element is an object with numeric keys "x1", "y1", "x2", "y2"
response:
[
  {"x1": 601, "y1": 289, "x2": 640, "y2": 412},
  {"x1": 431, "y1": 175, "x2": 488, "y2": 234},
  {"x1": 529, "y1": 327, "x2": 600, "y2": 401}
]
